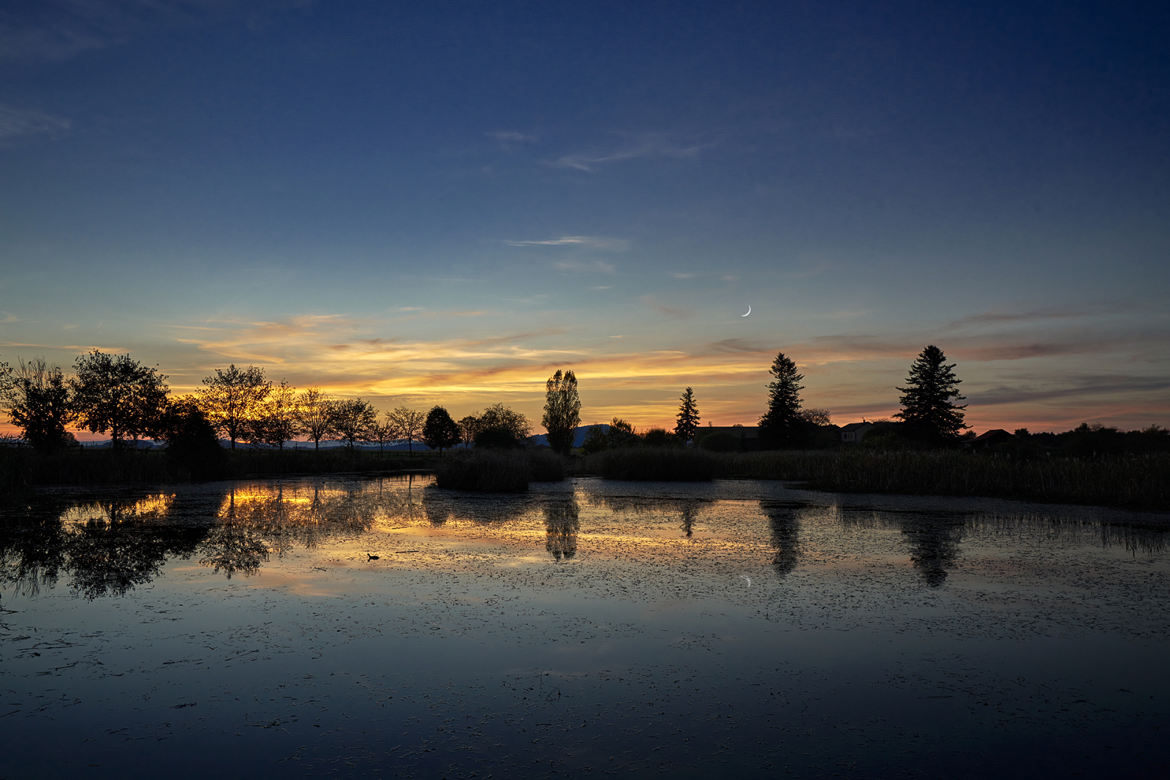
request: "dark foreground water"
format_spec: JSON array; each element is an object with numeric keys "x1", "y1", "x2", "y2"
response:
[{"x1": 2, "y1": 475, "x2": 1168, "y2": 778}]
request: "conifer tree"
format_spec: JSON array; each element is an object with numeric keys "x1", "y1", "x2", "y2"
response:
[
  {"x1": 674, "y1": 386, "x2": 700, "y2": 443},
  {"x1": 759, "y1": 352, "x2": 804, "y2": 447},
  {"x1": 896, "y1": 345, "x2": 967, "y2": 442}
]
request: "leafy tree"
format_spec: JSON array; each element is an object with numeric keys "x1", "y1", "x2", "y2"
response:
[
  {"x1": 800, "y1": 408, "x2": 832, "y2": 426},
  {"x1": 641, "y1": 428, "x2": 676, "y2": 447},
  {"x1": 387, "y1": 406, "x2": 425, "y2": 453},
  {"x1": 608, "y1": 417, "x2": 638, "y2": 447},
  {"x1": 759, "y1": 351, "x2": 805, "y2": 447},
  {"x1": 250, "y1": 380, "x2": 298, "y2": 449},
  {"x1": 295, "y1": 387, "x2": 334, "y2": 450},
  {"x1": 199, "y1": 364, "x2": 271, "y2": 449},
  {"x1": 674, "y1": 387, "x2": 700, "y2": 443},
  {"x1": 161, "y1": 397, "x2": 226, "y2": 480},
  {"x1": 72, "y1": 350, "x2": 169, "y2": 448},
  {"x1": 542, "y1": 369, "x2": 581, "y2": 455},
  {"x1": 457, "y1": 415, "x2": 480, "y2": 448},
  {"x1": 330, "y1": 398, "x2": 377, "y2": 448},
  {"x1": 896, "y1": 345, "x2": 967, "y2": 442},
  {"x1": 423, "y1": 406, "x2": 461, "y2": 452},
  {"x1": 474, "y1": 403, "x2": 530, "y2": 448},
  {"x1": 3, "y1": 358, "x2": 75, "y2": 451}
]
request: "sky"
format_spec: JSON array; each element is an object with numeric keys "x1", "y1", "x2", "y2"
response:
[{"x1": 2, "y1": 0, "x2": 1168, "y2": 436}]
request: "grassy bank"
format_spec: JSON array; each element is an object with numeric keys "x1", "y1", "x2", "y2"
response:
[
  {"x1": 717, "y1": 450, "x2": 1170, "y2": 511},
  {"x1": 4, "y1": 444, "x2": 1166, "y2": 511}
]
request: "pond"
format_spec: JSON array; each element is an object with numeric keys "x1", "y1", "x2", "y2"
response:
[{"x1": 2, "y1": 475, "x2": 1169, "y2": 778}]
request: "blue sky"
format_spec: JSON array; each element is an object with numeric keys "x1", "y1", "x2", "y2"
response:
[{"x1": 2, "y1": 0, "x2": 1168, "y2": 433}]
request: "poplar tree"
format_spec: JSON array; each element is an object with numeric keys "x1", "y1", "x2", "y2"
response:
[{"x1": 542, "y1": 369, "x2": 581, "y2": 455}]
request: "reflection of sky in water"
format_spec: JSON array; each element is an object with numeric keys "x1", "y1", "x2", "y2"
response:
[{"x1": 2, "y1": 476, "x2": 1169, "y2": 776}]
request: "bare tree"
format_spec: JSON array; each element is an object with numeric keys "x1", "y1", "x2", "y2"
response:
[
  {"x1": 198, "y1": 364, "x2": 271, "y2": 449},
  {"x1": 387, "y1": 406, "x2": 425, "y2": 453},
  {"x1": 295, "y1": 387, "x2": 334, "y2": 450},
  {"x1": 458, "y1": 414, "x2": 480, "y2": 448},
  {"x1": 369, "y1": 418, "x2": 396, "y2": 453}
]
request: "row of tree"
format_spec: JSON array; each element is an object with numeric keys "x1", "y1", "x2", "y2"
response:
[
  {"x1": 0, "y1": 352, "x2": 545, "y2": 454},
  {"x1": 5, "y1": 343, "x2": 1109, "y2": 456}
]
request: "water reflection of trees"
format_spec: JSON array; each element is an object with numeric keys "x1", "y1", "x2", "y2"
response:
[
  {"x1": 900, "y1": 515, "x2": 964, "y2": 587},
  {"x1": 544, "y1": 495, "x2": 580, "y2": 561},
  {"x1": 837, "y1": 507, "x2": 964, "y2": 587},
  {"x1": 760, "y1": 501, "x2": 801, "y2": 579},
  {"x1": 0, "y1": 478, "x2": 427, "y2": 597},
  {"x1": 1, "y1": 493, "x2": 212, "y2": 598},
  {"x1": 587, "y1": 494, "x2": 709, "y2": 539},
  {"x1": 421, "y1": 486, "x2": 537, "y2": 527}
]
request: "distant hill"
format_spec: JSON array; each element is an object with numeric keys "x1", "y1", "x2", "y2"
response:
[{"x1": 527, "y1": 424, "x2": 609, "y2": 448}]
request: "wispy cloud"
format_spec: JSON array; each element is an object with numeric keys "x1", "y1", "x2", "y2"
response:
[
  {"x1": 0, "y1": 1, "x2": 307, "y2": 63},
  {"x1": 547, "y1": 132, "x2": 707, "y2": 173},
  {"x1": 555, "y1": 259, "x2": 616, "y2": 274},
  {"x1": 970, "y1": 376, "x2": 1170, "y2": 407},
  {"x1": 504, "y1": 235, "x2": 630, "y2": 251},
  {"x1": 639, "y1": 295, "x2": 691, "y2": 320},
  {"x1": 487, "y1": 129, "x2": 537, "y2": 147},
  {"x1": 669, "y1": 271, "x2": 698, "y2": 280},
  {"x1": 944, "y1": 303, "x2": 1129, "y2": 331},
  {"x1": 0, "y1": 105, "x2": 71, "y2": 142}
]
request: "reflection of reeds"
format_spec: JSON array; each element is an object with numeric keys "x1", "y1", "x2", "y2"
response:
[
  {"x1": 720, "y1": 451, "x2": 1170, "y2": 510},
  {"x1": 434, "y1": 450, "x2": 566, "y2": 492}
]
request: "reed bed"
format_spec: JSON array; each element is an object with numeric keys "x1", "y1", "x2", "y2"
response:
[
  {"x1": 582, "y1": 447, "x2": 718, "y2": 481},
  {"x1": 434, "y1": 450, "x2": 533, "y2": 492},
  {"x1": 719, "y1": 450, "x2": 1170, "y2": 511}
]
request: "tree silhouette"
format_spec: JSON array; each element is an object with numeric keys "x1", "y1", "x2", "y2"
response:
[
  {"x1": 896, "y1": 345, "x2": 967, "y2": 443},
  {"x1": 423, "y1": 406, "x2": 461, "y2": 452},
  {"x1": 330, "y1": 398, "x2": 377, "y2": 448},
  {"x1": 71, "y1": 350, "x2": 168, "y2": 449},
  {"x1": 542, "y1": 369, "x2": 581, "y2": 455},
  {"x1": 2, "y1": 358, "x2": 75, "y2": 451},
  {"x1": 457, "y1": 414, "x2": 479, "y2": 448},
  {"x1": 759, "y1": 352, "x2": 804, "y2": 448},
  {"x1": 387, "y1": 406, "x2": 425, "y2": 453},
  {"x1": 674, "y1": 386, "x2": 700, "y2": 444},
  {"x1": 474, "y1": 403, "x2": 530, "y2": 448},
  {"x1": 162, "y1": 397, "x2": 226, "y2": 480},
  {"x1": 250, "y1": 380, "x2": 298, "y2": 449},
  {"x1": 295, "y1": 387, "x2": 334, "y2": 450},
  {"x1": 369, "y1": 418, "x2": 396, "y2": 453},
  {"x1": 199, "y1": 364, "x2": 271, "y2": 449}
]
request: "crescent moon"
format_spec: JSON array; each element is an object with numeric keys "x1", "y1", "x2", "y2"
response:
[{"x1": 741, "y1": 305, "x2": 752, "y2": 317}]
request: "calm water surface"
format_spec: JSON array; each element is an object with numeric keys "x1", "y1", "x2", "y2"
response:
[{"x1": 2, "y1": 475, "x2": 1168, "y2": 778}]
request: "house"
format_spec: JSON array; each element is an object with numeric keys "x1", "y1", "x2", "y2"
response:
[
  {"x1": 969, "y1": 429, "x2": 1014, "y2": 449},
  {"x1": 840, "y1": 421, "x2": 874, "y2": 444}
]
